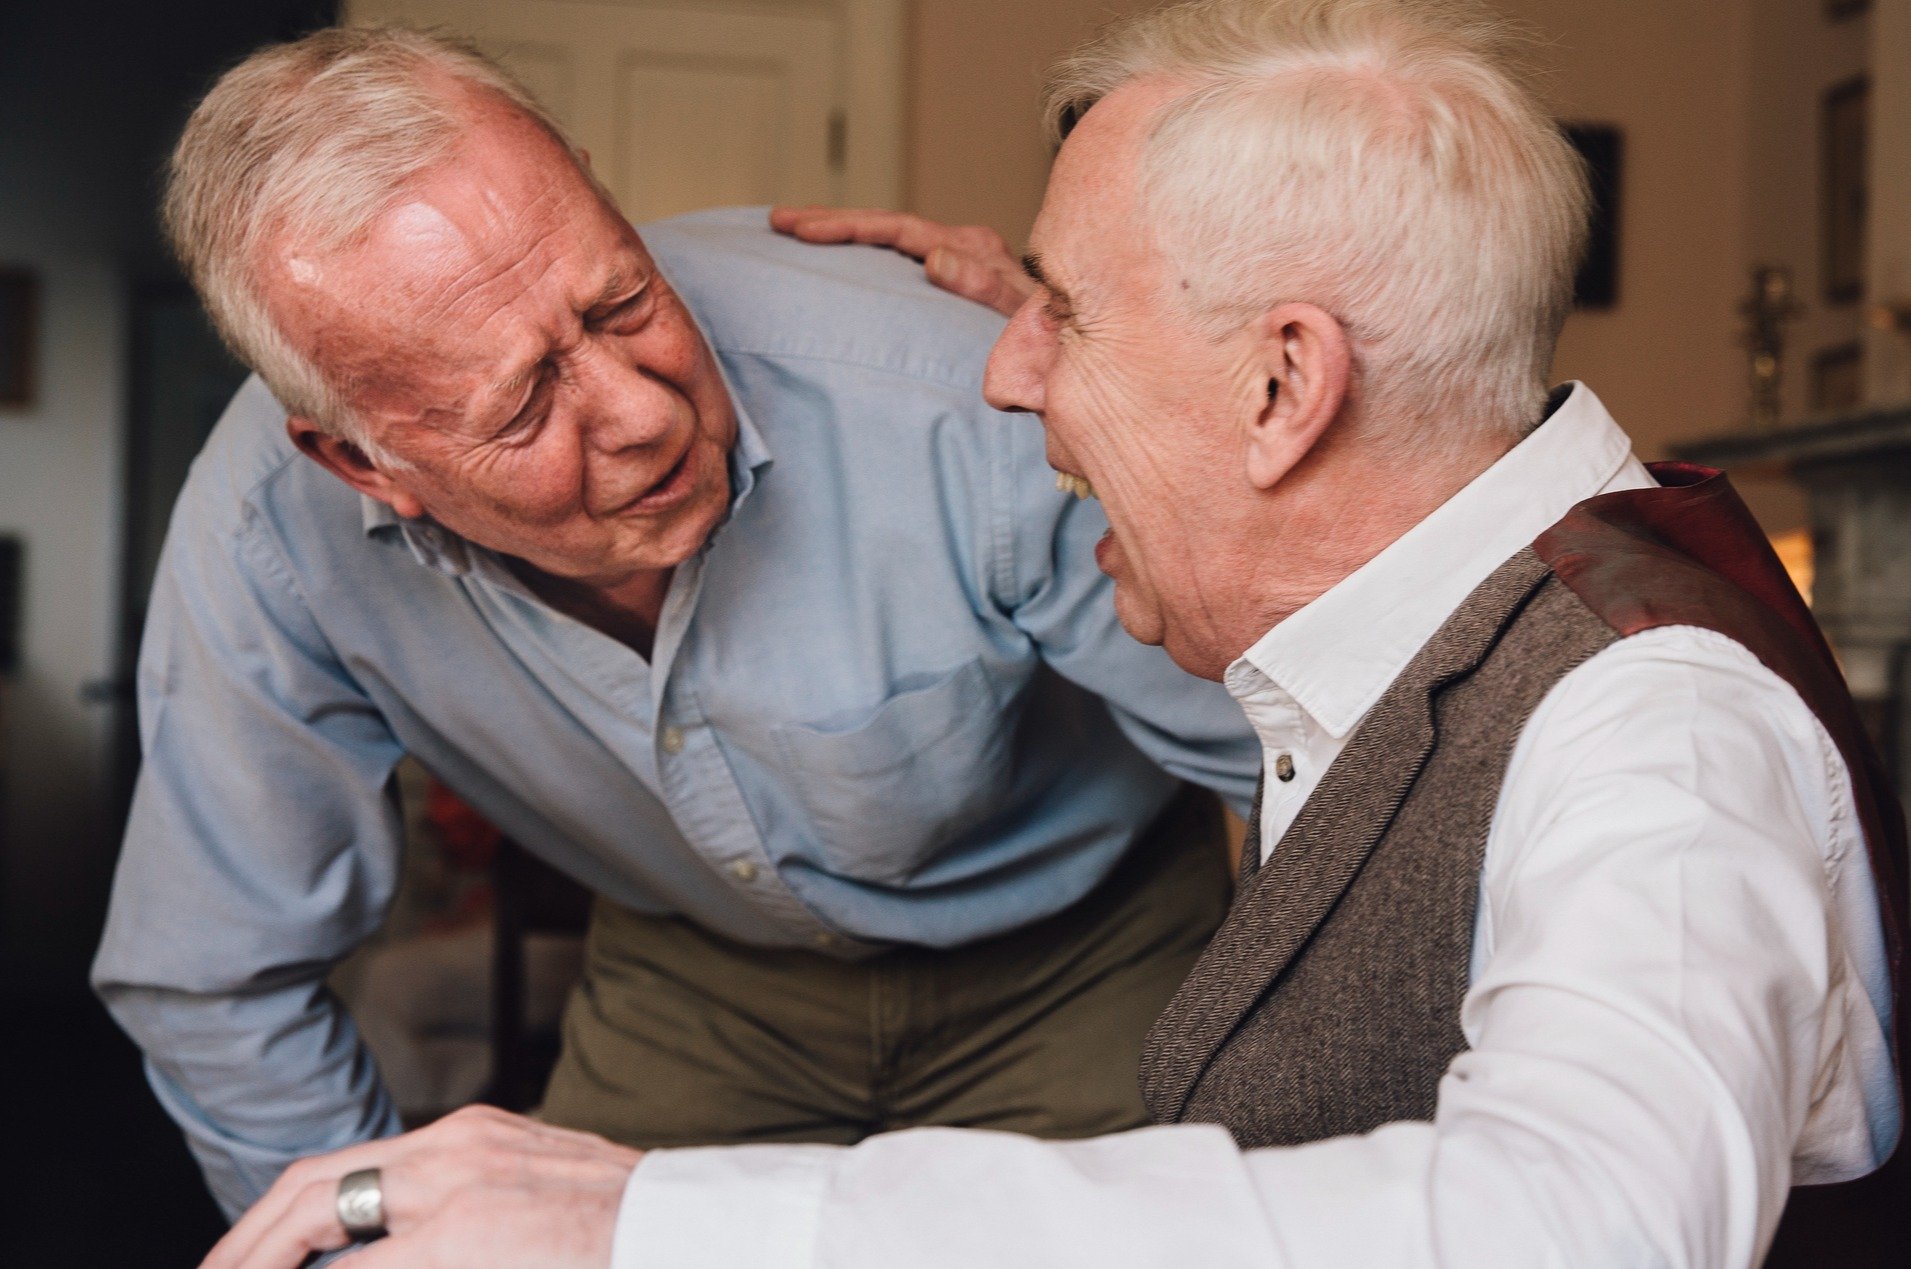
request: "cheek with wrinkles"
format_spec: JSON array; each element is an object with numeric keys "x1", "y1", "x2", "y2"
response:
[
  {"x1": 1057, "y1": 369, "x2": 1201, "y2": 538},
  {"x1": 418, "y1": 429, "x2": 589, "y2": 533}
]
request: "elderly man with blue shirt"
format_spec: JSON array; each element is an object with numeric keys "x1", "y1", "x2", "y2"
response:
[{"x1": 91, "y1": 26, "x2": 1259, "y2": 1223}]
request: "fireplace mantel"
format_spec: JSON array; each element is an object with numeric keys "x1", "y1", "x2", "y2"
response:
[{"x1": 1677, "y1": 403, "x2": 1911, "y2": 470}]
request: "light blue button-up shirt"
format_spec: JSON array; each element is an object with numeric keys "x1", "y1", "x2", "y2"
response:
[{"x1": 92, "y1": 208, "x2": 1259, "y2": 1215}]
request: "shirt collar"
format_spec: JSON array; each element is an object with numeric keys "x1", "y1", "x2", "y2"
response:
[
  {"x1": 360, "y1": 348, "x2": 776, "y2": 578},
  {"x1": 1225, "y1": 382, "x2": 1642, "y2": 739}
]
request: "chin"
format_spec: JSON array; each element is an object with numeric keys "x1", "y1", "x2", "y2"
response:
[
  {"x1": 1116, "y1": 590, "x2": 1225, "y2": 681},
  {"x1": 1112, "y1": 587, "x2": 1166, "y2": 649},
  {"x1": 1159, "y1": 630, "x2": 1224, "y2": 682},
  {"x1": 635, "y1": 482, "x2": 729, "y2": 570}
]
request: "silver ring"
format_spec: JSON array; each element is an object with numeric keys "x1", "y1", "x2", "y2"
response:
[{"x1": 335, "y1": 1167, "x2": 387, "y2": 1238}]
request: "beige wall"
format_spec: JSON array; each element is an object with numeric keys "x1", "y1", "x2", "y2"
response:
[
  {"x1": 906, "y1": 0, "x2": 1814, "y2": 530},
  {"x1": 908, "y1": 1, "x2": 1156, "y2": 248},
  {"x1": 1499, "y1": 0, "x2": 1799, "y2": 526}
]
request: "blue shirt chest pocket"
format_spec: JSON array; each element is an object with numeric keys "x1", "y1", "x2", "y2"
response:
[{"x1": 771, "y1": 657, "x2": 1015, "y2": 885}]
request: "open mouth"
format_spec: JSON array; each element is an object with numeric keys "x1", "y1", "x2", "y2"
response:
[
  {"x1": 615, "y1": 443, "x2": 699, "y2": 516},
  {"x1": 1053, "y1": 470, "x2": 1097, "y2": 500}
]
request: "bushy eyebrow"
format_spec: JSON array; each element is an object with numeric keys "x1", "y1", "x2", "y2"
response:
[
  {"x1": 588, "y1": 265, "x2": 646, "y2": 310},
  {"x1": 1021, "y1": 251, "x2": 1074, "y2": 311}
]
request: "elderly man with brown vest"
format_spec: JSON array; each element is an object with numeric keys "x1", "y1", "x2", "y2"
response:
[{"x1": 205, "y1": 1, "x2": 1905, "y2": 1266}]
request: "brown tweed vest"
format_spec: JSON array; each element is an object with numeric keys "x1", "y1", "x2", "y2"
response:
[
  {"x1": 1138, "y1": 546, "x2": 1609, "y2": 1141},
  {"x1": 1137, "y1": 464, "x2": 1907, "y2": 1264}
]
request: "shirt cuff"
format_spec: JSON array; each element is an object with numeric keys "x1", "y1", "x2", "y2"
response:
[{"x1": 612, "y1": 1144, "x2": 840, "y2": 1269}]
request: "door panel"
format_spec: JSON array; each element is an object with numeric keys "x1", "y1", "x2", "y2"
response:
[
  {"x1": 347, "y1": 0, "x2": 898, "y2": 222},
  {"x1": 617, "y1": 56, "x2": 789, "y2": 219},
  {"x1": 490, "y1": 40, "x2": 579, "y2": 126}
]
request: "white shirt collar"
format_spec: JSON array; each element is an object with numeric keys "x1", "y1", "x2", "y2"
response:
[{"x1": 1224, "y1": 383, "x2": 1650, "y2": 739}]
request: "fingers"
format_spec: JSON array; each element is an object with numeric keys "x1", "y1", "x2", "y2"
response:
[
  {"x1": 201, "y1": 1135, "x2": 397, "y2": 1269},
  {"x1": 201, "y1": 1107, "x2": 528, "y2": 1269},
  {"x1": 768, "y1": 206, "x2": 1011, "y2": 267},
  {"x1": 770, "y1": 206, "x2": 940, "y2": 258},
  {"x1": 332, "y1": 1233, "x2": 418, "y2": 1269},
  {"x1": 769, "y1": 206, "x2": 1030, "y2": 317},
  {"x1": 925, "y1": 247, "x2": 1039, "y2": 318},
  {"x1": 199, "y1": 1170, "x2": 346, "y2": 1269},
  {"x1": 200, "y1": 1108, "x2": 638, "y2": 1269}
]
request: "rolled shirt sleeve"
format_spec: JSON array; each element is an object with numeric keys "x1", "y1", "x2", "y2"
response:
[
  {"x1": 92, "y1": 470, "x2": 405, "y2": 1217},
  {"x1": 610, "y1": 630, "x2": 1894, "y2": 1268}
]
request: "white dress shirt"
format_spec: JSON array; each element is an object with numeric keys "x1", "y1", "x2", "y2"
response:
[{"x1": 611, "y1": 384, "x2": 1898, "y2": 1268}]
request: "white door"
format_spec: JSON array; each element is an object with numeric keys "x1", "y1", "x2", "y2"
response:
[{"x1": 345, "y1": 0, "x2": 903, "y2": 224}]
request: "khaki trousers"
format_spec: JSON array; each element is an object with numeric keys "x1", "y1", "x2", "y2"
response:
[{"x1": 539, "y1": 788, "x2": 1228, "y2": 1146}]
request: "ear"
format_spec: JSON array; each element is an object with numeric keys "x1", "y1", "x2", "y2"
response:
[
  {"x1": 1243, "y1": 303, "x2": 1351, "y2": 490},
  {"x1": 286, "y1": 417, "x2": 426, "y2": 520}
]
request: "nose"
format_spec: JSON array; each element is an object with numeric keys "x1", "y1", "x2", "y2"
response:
[
  {"x1": 573, "y1": 340, "x2": 680, "y2": 453},
  {"x1": 983, "y1": 294, "x2": 1053, "y2": 416}
]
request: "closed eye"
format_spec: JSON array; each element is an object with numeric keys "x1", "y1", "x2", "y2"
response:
[
  {"x1": 1021, "y1": 252, "x2": 1074, "y2": 328},
  {"x1": 498, "y1": 364, "x2": 557, "y2": 439},
  {"x1": 592, "y1": 284, "x2": 654, "y2": 333}
]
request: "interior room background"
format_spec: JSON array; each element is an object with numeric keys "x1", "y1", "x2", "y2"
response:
[{"x1": 3, "y1": 1, "x2": 1904, "y2": 1264}]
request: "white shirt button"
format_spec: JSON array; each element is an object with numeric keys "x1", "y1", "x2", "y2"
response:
[
  {"x1": 729, "y1": 859, "x2": 758, "y2": 883},
  {"x1": 1275, "y1": 753, "x2": 1296, "y2": 782},
  {"x1": 659, "y1": 726, "x2": 685, "y2": 754}
]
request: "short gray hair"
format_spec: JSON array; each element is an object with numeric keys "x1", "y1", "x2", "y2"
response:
[
  {"x1": 165, "y1": 27, "x2": 573, "y2": 462},
  {"x1": 1047, "y1": 0, "x2": 1589, "y2": 454}
]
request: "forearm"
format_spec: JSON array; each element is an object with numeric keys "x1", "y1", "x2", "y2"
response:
[
  {"x1": 618, "y1": 1125, "x2": 1284, "y2": 1269},
  {"x1": 617, "y1": 1083, "x2": 1767, "y2": 1269},
  {"x1": 101, "y1": 978, "x2": 403, "y2": 1218}
]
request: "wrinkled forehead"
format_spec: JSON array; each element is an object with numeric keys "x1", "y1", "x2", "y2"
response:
[
  {"x1": 265, "y1": 123, "x2": 644, "y2": 387},
  {"x1": 1029, "y1": 78, "x2": 1186, "y2": 297}
]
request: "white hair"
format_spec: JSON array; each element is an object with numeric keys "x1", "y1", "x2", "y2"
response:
[
  {"x1": 164, "y1": 27, "x2": 577, "y2": 465},
  {"x1": 1046, "y1": 0, "x2": 1589, "y2": 455}
]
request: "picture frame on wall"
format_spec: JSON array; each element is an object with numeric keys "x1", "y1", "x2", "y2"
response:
[
  {"x1": 0, "y1": 268, "x2": 38, "y2": 409},
  {"x1": 1812, "y1": 342, "x2": 1864, "y2": 414},
  {"x1": 1821, "y1": 77, "x2": 1868, "y2": 306}
]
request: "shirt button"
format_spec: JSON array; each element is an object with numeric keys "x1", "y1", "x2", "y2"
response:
[
  {"x1": 1274, "y1": 753, "x2": 1296, "y2": 782},
  {"x1": 811, "y1": 932, "x2": 839, "y2": 950},
  {"x1": 659, "y1": 726, "x2": 685, "y2": 754},
  {"x1": 729, "y1": 859, "x2": 758, "y2": 883}
]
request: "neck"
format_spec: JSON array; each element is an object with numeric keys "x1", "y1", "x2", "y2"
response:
[
  {"x1": 1213, "y1": 433, "x2": 1515, "y2": 670},
  {"x1": 512, "y1": 560, "x2": 673, "y2": 659}
]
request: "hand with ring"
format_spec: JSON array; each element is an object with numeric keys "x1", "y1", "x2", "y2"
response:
[{"x1": 198, "y1": 1105, "x2": 642, "y2": 1269}]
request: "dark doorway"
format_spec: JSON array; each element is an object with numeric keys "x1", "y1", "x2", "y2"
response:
[
  {"x1": 1, "y1": 2, "x2": 337, "y2": 1263},
  {"x1": 111, "y1": 286, "x2": 248, "y2": 817}
]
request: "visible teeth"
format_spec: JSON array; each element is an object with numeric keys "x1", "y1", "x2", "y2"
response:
[{"x1": 1054, "y1": 471, "x2": 1096, "y2": 500}]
